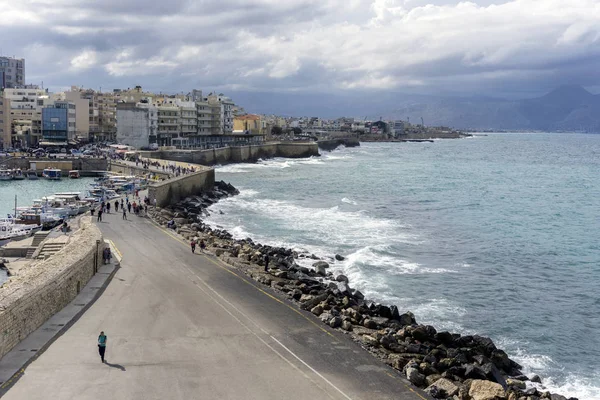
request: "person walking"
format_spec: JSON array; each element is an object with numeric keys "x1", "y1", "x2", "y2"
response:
[
  {"x1": 191, "y1": 239, "x2": 196, "y2": 253},
  {"x1": 122, "y1": 207, "x2": 127, "y2": 220},
  {"x1": 199, "y1": 239, "x2": 206, "y2": 253},
  {"x1": 127, "y1": 202, "x2": 132, "y2": 213},
  {"x1": 120, "y1": 198, "x2": 124, "y2": 209},
  {"x1": 97, "y1": 208, "x2": 103, "y2": 222},
  {"x1": 115, "y1": 200, "x2": 119, "y2": 212},
  {"x1": 106, "y1": 202, "x2": 111, "y2": 213},
  {"x1": 98, "y1": 331, "x2": 107, "y2": 363},
  {"x1": 264, "y1": 253, "x2": 270, "y2": 272}
]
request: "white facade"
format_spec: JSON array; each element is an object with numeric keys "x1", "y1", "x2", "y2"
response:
[{"x1": 116, "y1": 103, "x2": 158, "y2": 148}]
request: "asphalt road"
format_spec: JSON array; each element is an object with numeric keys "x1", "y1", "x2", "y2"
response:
[{"x1": 3, "y1": 210, "x2": 428, "y2": 400}]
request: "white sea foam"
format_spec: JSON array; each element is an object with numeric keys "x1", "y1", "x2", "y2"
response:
[
  {"x1": 494, "y1": 337, "x2": 600, "y2": 400},
  {"x1": 341, "y1": 197, "x2": 357, "y2": 205}
]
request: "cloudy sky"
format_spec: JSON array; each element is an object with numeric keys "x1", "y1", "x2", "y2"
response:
[{"x1": 2, "y1": 0, "x2": 600, "y2": 103}]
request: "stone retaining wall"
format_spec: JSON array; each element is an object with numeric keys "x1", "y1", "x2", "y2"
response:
[
  {"x1": 149, "y1": 168, "x2": 215, "y2": 207},
  {"x1": 0, "y1": 217, "x2": 103, "y2": 359}
]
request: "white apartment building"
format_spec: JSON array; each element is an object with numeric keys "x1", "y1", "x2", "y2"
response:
[
  {"x1": 116, "y1": 102, "x2": 158, "y2": 149},
  {"x1": 3, "y1": 88, "x2": 52, "y2": 147}
]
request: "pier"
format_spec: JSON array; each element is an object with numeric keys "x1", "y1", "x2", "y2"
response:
[{"x1": 0, "y1": 212, "x2": 427, "y2": 400}]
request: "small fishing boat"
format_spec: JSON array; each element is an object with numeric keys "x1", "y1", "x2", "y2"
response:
[
  {"x1": 12, "y1": 169, "x2": 25, "y2": 180},
  {"x1": 26, "y1": 170, "x2": 38, "y2": 179},
  {"x1": 0, "y1": 166, "x2": 13, "y2": 181},
  {"x1": 42, "y1": 168, "x2": 61, "y2": 180},
  {"x1": 68, "y1": 170, "x2": 80, "y2": 179}
]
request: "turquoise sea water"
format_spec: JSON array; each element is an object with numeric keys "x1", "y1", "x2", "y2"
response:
[
  {"x1": 206, "y1": 133, "x2": 600, "y2": 399},
  {"x1": 0, "y1": 177, "x2": 96, "y2": 284},
  {"x1": 0, "y1": 177, "x2": 96, "y2": 218}
]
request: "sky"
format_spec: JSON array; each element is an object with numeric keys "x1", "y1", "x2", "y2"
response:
[{"x1": 1, "y1": 0, "x2": 600, "y2": 105}]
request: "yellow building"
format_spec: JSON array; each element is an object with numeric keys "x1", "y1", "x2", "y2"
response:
[{"x1": 233, "y1": 114, "x2": 263, "y2": 135}]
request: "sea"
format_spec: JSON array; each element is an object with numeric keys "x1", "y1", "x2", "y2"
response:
[
  {"x1": 0, "y1": 177, "x2": 96, "y2": 283},
  {"x1": 204, "y1": 133, "x2": 600, "y2": 400}
]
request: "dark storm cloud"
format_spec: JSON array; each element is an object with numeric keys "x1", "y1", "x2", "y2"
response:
[{"x1": 1, "y1": 0, "x2": 600, "y2": 99}]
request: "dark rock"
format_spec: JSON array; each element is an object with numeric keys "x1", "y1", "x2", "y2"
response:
[
  {"x1": 530, "y1": 375, "x2": 542, "y2": 383},
  {"x1": 435, "y1": 331, "x2": 454, "y2": 346},
  {"x1": 362, "y1": 319, "x2": 378, "y2": 329},
  {"x1": 337, "y1": 282, "x2": 351, "y2": 295},
  {"x1": 412, "y1": 326, "x2": 430, "y2": 342},
  {"x1": 399, "y1": 312, "x2": 415, "y2": 326},
  {"x1": 377, "y1": 305, "x2": 393, "y2": 319},
  {"x1": 312, "y1": 261, "x2": 329, "y2": 269},
  {"x1": 335, "y1": 274, "x2": 349, "y2": 283},
  {"x1": 335, "y1": 254, "x2": 345, "y2": 261},
  {"x1": 329, "y1": 316, "x2": 342, "y2": 328},
  {"x1": 352, "y1": 289, "x2": 365, "y2": 300},
  {"x1": 464, "y1": 364, "x2": 488, "y2": 380}
]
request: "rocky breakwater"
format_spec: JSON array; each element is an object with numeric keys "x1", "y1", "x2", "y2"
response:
[{"x1": 148, "y1": 184, "x2": 577, "y2": 400}]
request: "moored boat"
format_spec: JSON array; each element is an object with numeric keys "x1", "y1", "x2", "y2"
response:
[
  {"x1": 26, "y1": 170, "x2": 38, "y2": 179},
  {"x1": 68, "y1": 170, "x2": 80, "y2": 179},
  {"x1": 42, "y1": 168, "x2": 61, "y2": 180},
  {"x1": 12, "y1": 169, "x2": 25, "y2": 180},
  {"x1": 0, "y1": 166, "x2": 13, "y2": 181}
]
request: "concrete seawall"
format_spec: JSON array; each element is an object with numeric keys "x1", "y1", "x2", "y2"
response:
[
  {"x1": 0, "y1": 217, "x2": 103, "y2": 359},
  {"x1": 0, "y1": 157, "x2": 107, "y2": 176},
  {"x1": 140, "y1": 142, "x2": 319, "y2": 166},
  {"x1": 149, "y1": 168, "x2": 215, "y2": 207},
  {"x1": 317, "y1": 138, "x2": 360, "y2": 151},
  {"x1": 109, "y1": 160, "x2": 171, "y2": 180}
]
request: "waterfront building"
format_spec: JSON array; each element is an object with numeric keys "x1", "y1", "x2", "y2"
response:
[
  {"x1": 0, "y1": 92, "x2": 10, "y2": 149},
  {"x1": 3, "y1": 87, "x2": 51, "y2": 147},
  {"x1": 0, "y1": 57, "x2": 25, "y2": 89},
  {"x1": 207, "y1": 93, "x2": 234, "y2": 134},
  {"x1": 157, "y1": 103, "x2": 180, "y2": 147},
  {"x1": 234, "y1": 114, "x2": 264, "y2": 135},
  {"x1": 63, "y1": 88, "x2": 91, "y2": 142},
  {"x1": 115, "y1": 102, "x2": 158, "y2": 149},
  {"x1": 41, "y1": 101, "x2": 76, "y2": 145},
  {"x1": 392, "y1": 120, "x2": 406, "y2": 137}
]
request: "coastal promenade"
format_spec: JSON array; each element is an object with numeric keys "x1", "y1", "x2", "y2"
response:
[{"x1": 1, "y1": 212, "x2": 428, "y2": 399}]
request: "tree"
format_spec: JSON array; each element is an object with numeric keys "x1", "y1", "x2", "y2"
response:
[
  {"x1": 271, "y1": 126, "x2": 283, "y2": 135},
  {"x1": 292, "y1": 127, "x2": 302, "y2": 135}
]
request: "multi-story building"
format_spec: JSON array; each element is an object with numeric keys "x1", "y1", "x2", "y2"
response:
[
  {"x1": 3, "y1": 88, "x2": 51, "y2": 147},
  {"x1": 0, "y1": 57, "x2": 25, "y2": 89},
  {"x1": 97, "y1": 92, "x2": 117, "y2": 142},
  {"x1": 0, "y1": 92, "x2": 10, "y2": 149},
  {"x1": 115, "y1": 102, "x2": 158, "y2": 148},
  {"x1": 63, "y1": 88, "x2": 91, "y2": 142},
  {"x1": 207, "y1": 93, "x2": 234, "y2": 134},
  {"x1": 41, "y1": 101, "x2": 76, "y2": 144},
  {"x1": 157, "y1": 104, "x2": 180, "y2": 147}
]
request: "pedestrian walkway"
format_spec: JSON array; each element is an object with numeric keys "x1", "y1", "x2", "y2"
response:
[{"x1": 0, "y1": 240, "x2": 120, "y2": 395}]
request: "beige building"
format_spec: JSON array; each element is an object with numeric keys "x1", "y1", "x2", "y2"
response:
[
  {"x1": 0, "y1": 57, "x2": 25, "y2": 89},
  {"x1": 64, "y1": 88, "x2": 90, "y2": 141},
  {"x1": 3, "y1": 88, "x2": 51, "y2": 147}
]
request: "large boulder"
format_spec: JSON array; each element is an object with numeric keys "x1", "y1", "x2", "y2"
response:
[
  {"x1": 315, "y1": 264, "x2": 327, "y2": 276},
  {"x1": 468, "y1": 380, "x2": 506, "y2": 400},
  {"x1": 335, "y1": 254, "x2": 345, "y2": 261},
  {"x1": 406, "y1": 366, "x2": 426, "y2": 387},
  {"x1": 312, "y1": 261, "x2": 329, "y2": 269},
  {"x1": 335, "y1": 274, "x2": 349, "y2": 283},
  {"x1": 425, "y1": 378, "x2": 459, "y2": 398}
]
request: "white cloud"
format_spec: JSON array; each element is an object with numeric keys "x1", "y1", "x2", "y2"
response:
[{"x1": 70, "y1": 49, "x2": 98, "y2": 70}]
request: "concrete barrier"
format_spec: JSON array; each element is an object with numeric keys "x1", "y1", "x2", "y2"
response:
[
  {"x1": 149, "y1": 168, "x2": 215, "y2": 207},
  {"x1": 0, "y1": 217, "x2": 103, "y2": 360},
  {"x1": 139, "y1": 142, "x2": 319, "y2": 166},
  {"x1": 109, "y1": 161, "x2": 171, "y2": 180}
]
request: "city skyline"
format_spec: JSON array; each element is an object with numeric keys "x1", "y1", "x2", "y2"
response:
[{"x1": 1, "y1": 0, "x2": 599, "y2": 102}]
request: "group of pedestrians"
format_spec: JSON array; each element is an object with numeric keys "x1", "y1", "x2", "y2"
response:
[
  {"x1": 93, "y1": 192, "x2": 152, "y2": 222},
  {"x1": 190, "y1": 238, "x2": 206, "y2": 254}
]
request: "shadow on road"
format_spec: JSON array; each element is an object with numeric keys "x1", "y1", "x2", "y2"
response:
[{"x1": 104, "y1": 361, "x2": 126, "y2": 371}]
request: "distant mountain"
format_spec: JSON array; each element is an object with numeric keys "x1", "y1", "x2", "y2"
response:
[
  {"x1": 386, "y1": 85, "x2": 600, "y2": 132},
  {"x1": 231, "y1": 85, "x2": 600, "y2": 132}
]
